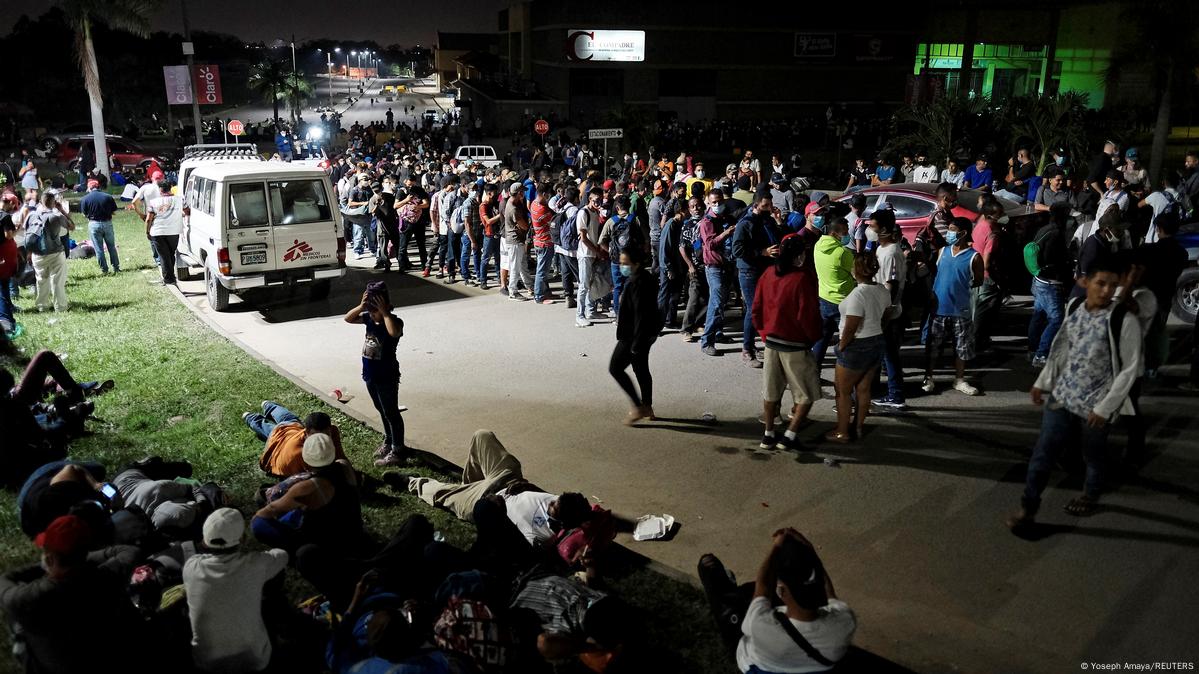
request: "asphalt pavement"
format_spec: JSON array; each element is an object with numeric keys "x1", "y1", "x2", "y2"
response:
[{"x1": 173, "y1": 258, "x2": 1199, "y2": 674}]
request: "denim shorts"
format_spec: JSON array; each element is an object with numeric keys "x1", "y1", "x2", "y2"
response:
[{"x1": 835, "y1": 334, "x2": 885, "y2": 371}]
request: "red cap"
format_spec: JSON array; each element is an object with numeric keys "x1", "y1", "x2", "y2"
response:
[
  {"x1": 150, "y1": 171, "x2": 165, "y2": 182},
  {"x1": 0, "y1": 192, "x2": 19, "y2": 205},
  {"x1": 602, "y1": 179, "x2": 615, "y2": 191},
  {"x1": 804, "y1": 201, "x2": 827, "y2": 216},
  {"x1": 34, "y1": 515, "x2": 92, "y2": 556},
  {"x1": 86, "y1": 179, "x2": 100, "y2": 190}
]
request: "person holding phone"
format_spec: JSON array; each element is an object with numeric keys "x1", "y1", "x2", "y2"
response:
[{"x1": 344, "y1": 281, "x2": 407, "y2": 466}]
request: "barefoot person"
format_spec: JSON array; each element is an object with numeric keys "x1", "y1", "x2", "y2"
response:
[
  {"x1": 826, "y1": 254, "x2": 890, "y2": 443},
  {"x1": 1008, "y1": 257, "x2": 1142, "y2": 528},
  {"x1": 343, "y1": 281, "x2": 407, "y2": 466},
  {"x1": 610, "y1": 246, "x2": 661, "y2": 425}
]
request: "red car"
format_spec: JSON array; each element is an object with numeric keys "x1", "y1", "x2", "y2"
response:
[
  {"x1": 834, "y1": 183, "x2": 1042, "y2": 243},
  {"x1": 56, "y1": 136, "x2": 165, "y2": 172}
]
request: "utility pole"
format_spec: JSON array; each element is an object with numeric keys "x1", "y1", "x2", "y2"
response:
[
  {"x1": 181, "y1": 0, "x2": 202, "y2": 145},
  {"x1": 290, "y1": 33, "x2": 298, "y2": 123}
]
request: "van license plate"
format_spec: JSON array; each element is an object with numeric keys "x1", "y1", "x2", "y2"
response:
[{"x1": 241, "y1": 251, "x2": 268, "y2": 265}]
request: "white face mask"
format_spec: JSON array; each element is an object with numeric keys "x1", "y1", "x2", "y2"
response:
[
  {"x1": 865, "y1": 227, "x2": 879, "y2": 242},
  {"x1": 695, "y1": 170, "x2": 705, "y2": 179}
]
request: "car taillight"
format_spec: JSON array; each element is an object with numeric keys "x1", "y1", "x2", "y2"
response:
[
  {"x1": 336, "y1": 237, "x2": 346, "y2": 266},
  {"x1": 217, "y1": 248, "x2": 231, "y2": 275}
]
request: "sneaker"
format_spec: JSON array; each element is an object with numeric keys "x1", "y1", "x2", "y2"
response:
[
  {"x1": 381, "y1": 471, "x2": 413, "y2": 491},
  {"x1": 774, "y1": 435, "x2": 803, "y2": 452},
  {"x1": 421, "y1": 268, "x2": 431, "y2": 278},
  {"x1": 373, "y1": 260, "x2": 386, "y2": 270},
  {"x1": 444, "y1": 276, "x2": 455, "y2": 284},
  {"x1": 872, "y1": 396, "x2": 908, "y2": 410},
  {"x1": 953, "y1": 378, "x2": 980, "y2": 396},
  {"x1": 539, "y1": 299, "x2": 554, "y2": 305},
  {"x1": 241, "y1": 411, "x2": 254, "y2": 422},
  {"x1": 480, "y1": 282, "x2": 490, "y2": 290},
  {"x1": 1031, "y1": 355, "x2": 1047, "y2": 368},
  {"x1": 567, "y1": 298, "x2": 578, "y2": 309},
  {"x1": 436, "y1": 271, "x2": 445, "y2": 279},
  {"x1": 759, "y1": 434, "x2": 776, "y2": 450},
  {"x1": 589, "y1": 311, "x2": 609, "y2": 319},
  {"x1": 742, "y1": 351, "x2": 762, "y2": 369},
  {"x1": 509, "y1": 292, "x2": 529, "y2": 301},
  {"x1": 575, "y1": 317, "x2": 592, "y2": 328},
  {"x1": 921, "y1": 377, "x2": 935, "y2": 394},
  {"x1": 701, "y1": 345, "x2": 719, "y2": 356},
  {"x1": 373, "y1": 443, "x2": 391, "y2": 458},
  {"x1": 374, "y1": 449, "x2": 406, "y2": 467},
  {"x1": 500, "y1": 287, "x2": 509, "y2": 297}
]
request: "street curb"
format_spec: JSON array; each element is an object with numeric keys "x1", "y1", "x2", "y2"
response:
[{"x1": 165, "y1": 284, "x2": 706, "y2": 592}]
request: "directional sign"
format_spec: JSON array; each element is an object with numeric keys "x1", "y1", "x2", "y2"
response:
[
  {"x1": 227, "y1": 119, "x2": 245, "y2": 136},
  {"x1": 588, "y1": 128, "x2": 623, "y2": 140},
  {"x1": 534, "y1": 119, "x2": 549, "y2": 136}
]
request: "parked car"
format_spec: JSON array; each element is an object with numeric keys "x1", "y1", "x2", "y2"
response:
[
  {"x1": 1172, "y1": 225, "x2": 1199, "y2": 322},
  {"x1": 37, "y1": 124, "x2": 116, "y2": 154},
  {"x1": 178, "y1": 161, "x2": 346, "y2": 311},
  {"x1": 834, "y1": 183, "x2": 1044, "y2": 244},
  {"x1": 56, "y1": 136, "x2": 166, "y2": 172},
  {"x1": 452, "y1": 145, "x2": 500, "y2": 169}
]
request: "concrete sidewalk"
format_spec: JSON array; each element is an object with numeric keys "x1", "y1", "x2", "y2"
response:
[{"x1": 173, "y1": 261, "x2": 1199, "y2": 674}]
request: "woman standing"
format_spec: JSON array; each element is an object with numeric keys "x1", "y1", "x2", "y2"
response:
[
  {"x1": 826, "y1": 254, "x2": 891, "y2": 443},
  {"x1": 344, "y1": 281, "x2": 407, "y2": 465},
  {"x1": 610, "y1": 246, "x2": 661, "y2": 425}
]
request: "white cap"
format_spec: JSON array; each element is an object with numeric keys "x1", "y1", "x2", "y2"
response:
[
  {"x1": 202, "y1": 508, "x2": 244, "y2": 550},
  {"x1": 302, "y1": 433, "x2": 336, "y2": 468}
]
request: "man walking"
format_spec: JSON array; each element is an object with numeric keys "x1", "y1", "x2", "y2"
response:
[
  {"x1": 79, "y1": 179, "x2": 119, "y2": 274},
  {"x1": 732, "y1": 195, "x2": 782, "y2": 368}
]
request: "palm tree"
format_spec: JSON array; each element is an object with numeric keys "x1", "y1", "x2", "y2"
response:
[
  {"x1": 61, "y1": 0, "x2": 159, "y2": 177},
  {"x1": 884, "y1": 95, "x2": 991, "y2": 169},
  {"x1": 248, "y1": 59, "x2": 289, "y2": 129},
  {"x1": 1105, "y1": 1, "x2": 1199, "y2": 185},
  {"x1": 1000, "y1": 92, "x2": 1090, "y2": 174},
  {"x1": 281, "y1": 72, "x2": 314, "y2": 123}
]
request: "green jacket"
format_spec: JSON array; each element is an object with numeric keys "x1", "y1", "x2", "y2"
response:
[{"x1": 813, "y1": 235, "x2": 856, "y2": 304}]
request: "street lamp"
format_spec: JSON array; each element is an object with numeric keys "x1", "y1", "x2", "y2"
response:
[{"x1": 349, "y1": 50, "x2": 356, "y2": 94}]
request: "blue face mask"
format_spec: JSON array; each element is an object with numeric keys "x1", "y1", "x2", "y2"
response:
[
  {"x1": 1056, "y1": 156, "x2": 1065, "y2": 166},
  {"x1": 840, "y1": 235, "x2": 853, "y2": 246},
  {"x1": 945, "y1": 231, "x2": 960, "y2": 245},
  {"x1": 812, "y1": 215, "x2": 825, "y2": 230},
  {"x1": 619, "y1": 264, "x2": 633, "y2": 277}
]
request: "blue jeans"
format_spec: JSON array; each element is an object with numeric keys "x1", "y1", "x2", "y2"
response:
[
  {"x1": 460, "y1": 235, "x2": 478, "y2": 281},
  {"x1": 1028, "y1": 280, "x2": 1065, "y2": 358},
  {"x1": 610, "y1": 262, "x2": 626, "y2": 314},
  {"x1": 701, "y1": 266, "x2": 726, "y2": 348},
  {"x1": 577, "y1": 256, "x2": 599, "y2": 319},
  {"x1": 810, "y1": 298, "x2": 842, "y2": 372},
  {"x1": 446, "y1": 231, "x2": 464, "y2": 277},
  {"x1": 738, "y1": 268, "x2": 759, "y2": 354},
  {"x1": 243, "y1": 400, "x2": 300, "y2": 441},
  {"x1": 0, "y1": 277, "x2": 13, "y2": 329},
  {"x1": 352, "y1": 221, "x2": 369, "y2": 254},
  {"x1": 88, "y1": 221, "x2": 119, "y2": 273},
  {"x1": 1021, "y1": 403, "x2": 1109, "y2": 514},
  {"x1": 480, "y1": 235, "x2": 501, "y2": 286},
  {"x1": 880, "y1": 317, "x2": 906, "y2": 401},
  {"x1": 367, "y1": 219, "x2": 378, "y2": 254},
  {"x1": 534, "y1": 246, "x2": 554, "y2": 301},
  {"x1": 558, "y1": 254, "x2": 578, "y2": 299}
]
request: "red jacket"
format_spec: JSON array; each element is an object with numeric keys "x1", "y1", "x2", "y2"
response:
[
  {"x1": 0, "y1": 238, "x2": 17, "y2": 280},
  {"x1": 752, "y1": 266, "x2": 821, "y2": 346}
]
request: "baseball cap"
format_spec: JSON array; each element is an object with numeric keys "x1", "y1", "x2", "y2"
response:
[
  {"x1": 508, "y1": 182, "x2": 523, "y2": 195},
  {"x1": 86, "y1": 179, "x2": 100, "y2": 190},
  {"x1": 202, "y1": 507, "x2": 244, "y2": 550},
  {"x1": 770, "y1": 173, "x2": 786, "y2": 185},
  {"x1": 810, "y1": 191, "x2": 829, "y2": 205},
  {"x1": 603, "y1": 179, "x2": 615, "y2": 191},
  {"x1": 35, "y1": 514, "x2": 92, "y2": 556},
  {"x1": 804, "y1": 201, "x2": 827, "y2": 216},
  {"x1": 150, "y1": 171, "x2": 164, "y2": 182},
  {"x1": 2, "y1": 192, "x2": 21, "y2": 205},
  {"x1": 302, "y1": 433, "x2": 336, "y2": 468}
]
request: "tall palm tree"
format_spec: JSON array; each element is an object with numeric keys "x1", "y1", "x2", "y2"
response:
[
  {"x1": 1105, "y1": 1, "x2": 1199, "y2": 185},
  {"x1": 62, "y1": 0, "x2": 159, "y2": 177},
  {"x1": 248, "y1": 59, "x2": 290, "y2": 129},
  {"x1": 1000, "y1": 92, "x2": 1090, "y2": 174},
  {"x1": 281, "y1": 72, "x2": 314, "y2": 123}
]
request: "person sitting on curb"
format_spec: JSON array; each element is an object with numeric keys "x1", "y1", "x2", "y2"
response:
[
  {"x1": 699, "y1": 528, "x2": 856, "y2": 673},
  {"x1": 242, "y1": 400, "x2": 347, "y2": 478}
]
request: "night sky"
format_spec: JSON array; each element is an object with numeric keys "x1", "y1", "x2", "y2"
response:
[{"x1": 6, "y1": 0, "x2": 507, "y2": 47}]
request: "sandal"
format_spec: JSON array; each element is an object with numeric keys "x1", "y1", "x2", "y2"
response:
[
  {"x1": 1063, "y1": 495, "x2": 1099, "y2": 517},
  {"x1": 824, "y1": 430, "x2": 852, "y2": 444}
]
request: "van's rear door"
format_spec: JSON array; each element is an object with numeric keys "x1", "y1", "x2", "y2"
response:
[
  {"x1": 226, "y1": 181, "x2": 275, "y2": 274},
  {"x1": 268, "y1": 177, "x2": 339, "y2": 271}
]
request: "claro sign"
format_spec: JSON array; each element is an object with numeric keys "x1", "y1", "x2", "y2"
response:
[{"x1": 565, "y1": 30, "x2": 645, "y2": 62}]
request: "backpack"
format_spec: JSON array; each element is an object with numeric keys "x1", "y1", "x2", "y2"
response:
[
  {"x1": 560, "y1": 206, "x2": 581, "y2": 252},
  {"x1": 549, "y1": 206, "x2": 569, "y2": 247},
  {"x1": 1023, "y1": 225, "x2": 1056, "y2": 277},
  {"x1": 433, "y1": 597, "x2": 513, "y2": 674},
  {"x1": 23, "y1": 210, "x2": 53, "y2": 256},
  {"x1": 608, "y1": 216, "x2": 632, "y2": 259}
]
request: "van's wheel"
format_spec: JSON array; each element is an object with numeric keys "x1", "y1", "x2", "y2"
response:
[
  {"x1": 205, "y1": 264, "x2": 230, "y2": 311},
  {"x1": 309, "y1": 279, "x2": 332, "y2": 301},
  {"x1": 1172, "y1": 268, "x2": 1199, "y2": 323}
]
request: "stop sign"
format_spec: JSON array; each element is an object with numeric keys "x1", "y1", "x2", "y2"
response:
[
  {"x1": 534, "y1": 119, "x2": 549, "y2": 136},
  {"x1": 227, "y1": 119, "x2": 245, "y2": 136}
]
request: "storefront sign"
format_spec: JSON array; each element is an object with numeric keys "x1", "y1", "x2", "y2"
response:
[
  {"x1": 163, "y1": 65, "x2": 192, "y2": 105},
  {"x1": 193, "y1": 65, "x2": 223, "y2": 105},
  {"x1": 566, "y1": 30, "x2": 645, "y2": 62},
  {"x1": 794, "y1": 33, "x2": 836, "y2": 58}
]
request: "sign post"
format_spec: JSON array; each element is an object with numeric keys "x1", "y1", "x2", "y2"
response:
[
  {"x1": 588, "y1": 128, "x2": 623, "y2": 178},
  {"x1": 227, "y1": 119, "x2": 244, "y2": 146},
  {"x1": 534, "y1": 119, "x2": 549, "y2": 145}
]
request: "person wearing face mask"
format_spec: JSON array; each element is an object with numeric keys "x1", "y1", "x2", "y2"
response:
[
  {"x1": 732, "y1": 196, "x2": 783, "y2": 368},
  {"x1": 868, "y1": 209, "x2": 908, "y2": 410},
  {"x1": 699, "y1": 191, "x2": 737, "y2": 356},
  {"x1": 684, "y1": 162, "x2": 713, "y2": 202},
  {"x1": 810, "y1": 216, "x2": 856, "y2": 378},
  {"x1": 610, "y1": 246, "x2": 661, "y2": 425},
  {"x1": 923, "y1": 217, "x2": 984, "y2": 396}
]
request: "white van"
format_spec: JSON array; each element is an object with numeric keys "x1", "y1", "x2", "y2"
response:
[
  {"x1": 452, "y1": 145, "x2": 500, "y2": 168},
  {"x1": 178, "y1": 162, "x2": 346, "y2": 311}
]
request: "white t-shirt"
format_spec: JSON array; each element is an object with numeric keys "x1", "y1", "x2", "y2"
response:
[
  {"x1": 502, "y1": 490, "x2": 557, "y2": 544},
  {"x1": 576, "y1": 207, "x2": 603, "y2": 259},
  {"x1": 735, "y1": 597, "x2": 856, "y2": 673},
  {"x1": 913, "y1": 164, "x2": 939, "y2": 183},
  {"x1": 148, "y1": 193, "x2": 185, "y2": 236},
  {"x1": 873, "y1": 243, "x2": 906, "y2": 315},
  {"x1": 134, "y1": 182, "x2": 161, "y2": 208},
  {"x1": 1142, "y1": 188, "x2": 1180, "y2": 243},
  {"x1": 838, "y1": 283, "x2": 891, "y2": 338},
  {"x1": 183, "y1": 549, "x2": 289, "y2": 673}
]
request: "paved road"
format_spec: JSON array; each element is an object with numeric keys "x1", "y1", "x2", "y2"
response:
[{"x1": 175, "y1": 259, "x2": 1199, "y2": 674}]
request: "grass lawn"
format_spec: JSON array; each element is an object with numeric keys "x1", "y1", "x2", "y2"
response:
[{"x1": 0, "y1": 208, "x2": 729, "y2": 673}]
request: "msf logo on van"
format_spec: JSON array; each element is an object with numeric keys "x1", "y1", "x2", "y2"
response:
[{"x1": 282, "y1": 239, "x2": 332, "y2": 263}]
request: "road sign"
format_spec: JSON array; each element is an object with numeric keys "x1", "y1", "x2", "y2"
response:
[
  {"x1": 588, "y1": 128, "x2": 623, "y2": 140},
  {"x1": 227, "y1": 119, "x2": 245, "y2": 136},
  {"x1": 534, "y1": 119, "x2": 549, "y2": 136}
]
